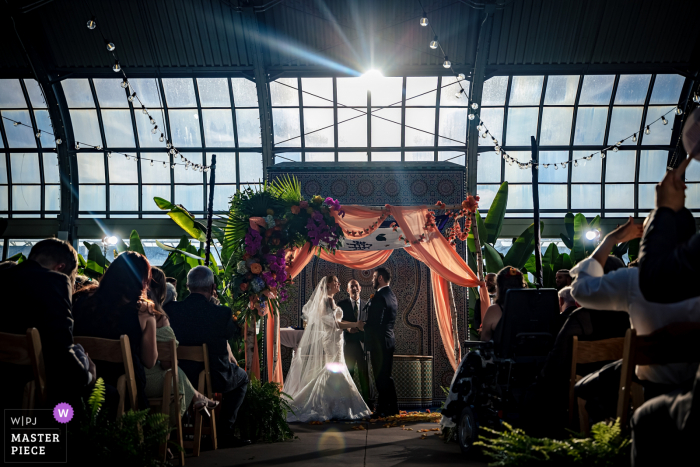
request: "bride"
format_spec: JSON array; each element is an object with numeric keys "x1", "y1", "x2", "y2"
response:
[{"x1": 285, "y1": 275, "x2": 372, "y2": 422}]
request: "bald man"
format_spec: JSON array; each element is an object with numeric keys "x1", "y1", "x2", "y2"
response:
[{"x1": 337, "y1": 280, "x2": 370, "y2": 404}]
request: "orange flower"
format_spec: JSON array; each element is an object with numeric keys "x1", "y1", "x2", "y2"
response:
[
  {"x1": 250, "y1": 263, "x2": 263, "y2": 274},
  {"x1": 291, "y1": 205, "x2": 301, "y2": 215},
  {"x1": 240, "y1": 282, "x2": 248, "y2": 292}
]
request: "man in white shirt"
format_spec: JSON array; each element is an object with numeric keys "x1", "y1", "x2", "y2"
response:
[{"x1": 337, "y1": 280, "x2": 370, "y2": 403}]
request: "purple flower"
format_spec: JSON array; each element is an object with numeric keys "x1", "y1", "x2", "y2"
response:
[
  {"x1": 279, "y1": 288, "x2": 289, "y2": 302},
  {"x1": 300, "y1": 201, "x2": 308, "y2": 208},
  {"x1": 245, "y1": 229, "x2": 263, "y2": 255},
  {"x1": 312, "y1": 210, "x2": 323, "y2": 222}
]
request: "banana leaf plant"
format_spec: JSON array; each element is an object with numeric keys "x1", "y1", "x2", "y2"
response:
[{"x1": 522, "y1": 242, "x2": 574, "y2": 288}]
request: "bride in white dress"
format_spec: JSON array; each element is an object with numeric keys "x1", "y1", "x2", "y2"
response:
[{"x1": 285, "y1": 275, "x2": 372, "y2": 422}]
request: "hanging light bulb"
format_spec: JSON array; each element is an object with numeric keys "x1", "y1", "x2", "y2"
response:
[
  {"x1": 495, "y1": 145, "x2": 501, "y2": 153},
  {"x1": 632, "y1": 133, "x2": 637, "y2": 143},
  {"x1": 185, "y1": 164, "x2": 189, "y2": 170},
  {"x1": 108, "y1": 151, "x2": 112, "y2": 158},
  {"x1": 468, "y1": 113, "x2": 475, "y2": 120},
  {"x1": 169, "y1": 148, "x2": 176, "y2": 155},
  {"x1": 128, "y1": 92, "x2": 136, "y2": 102},
  {"x1": 163, "y1": 162, "x2": 167, "y2": 168},
  {"x1": 613, "y1": 146, "x2": 618, "y2": 152},
  {"x1": 150, "y1": 160, "x2": 154, "y2": 166},
  {"x1": 502, "y1": 153, "x2": 507, "y2": 160},
  {"x1": 574, "y1": 160, "x2": 578, "y2": 167},
  {"x1": 476, "y1": 125, "x2": 482, "y2": 132},
  {"x1": 562, "y1": 162, "x2": 567, "y2": 168},
  {"x1": 121, "y1": 78, "x2": 128, "y2": 89},
  {"x1": 13, "y1": 121, "x2": 19, "y2": 126},
  {"x1": 159, "y1": 133, "x2": 164, "y2": 142},
  {"x1": 55, "y1": 138, "x2": 62, "y2": 145},
  {"x1": 601, "y1": 151, "x2": 606, "y2": 159},
  {"x1": 443, "y1": 56, "x2": 451, "y2": 68},
  {"x1": 199, "y1": 166, "x2": 203, "y2": 172},
  {"x1": 87, "y1": 17, "x2": 96, "y2": 29},
  {"x1": 471, "y1": 102, "x2": 479, "y2": 110},
  {"x1": 96, "y1": 145, "x2": 102, "y2": 150},
  {"x1": 75, "y1": 142, "x2": 80, "y2": 149},
  {"x1": 171, "y1": 164, "x2": 175, "y2": 169},
  {"x1": 166, "y1": 142, "x2": 172, "y2": 149},
  {"x1": 455, "y1": 88, "x2": 464, "y2": 98},
  {"x1": 112, "y1": 61, "x2": 121, "y2": 72},
  {"x1": 429, "y1": 36, "x2": 439, "y2": 49},
  {"x1": 458, "y1": 73, "x2": 465, "y2": 81},
  {"x1": 149, "y1": 117, "x2": 155, "y2": 125},
  {"x1": 616, "y1": 141, "x2": 622, "y2": 146},
  {"x1": 151, "y1": 125, "x2": 158, "y2": 134},
  {"x1": 481, "y1": 132, "x2": 488, "y2": 138},
  {"x1": 661, "y1": 115, "x2": 668, "y2": 125},
  {"x1": 420, "y1": 13, "x2": 428, "y2": 26},
  {"x1": 676, "y1": 107, "x2": 683, "y2": 115},
  {"x1": 105, "y1": 40, "x2": 115, "y2": 52},
  {"x1": 204, "y1": 167, "x2": 209, "y2": 172},
  {"x1": 694, "y1": 94, "x2": 700, "y2": 104},
  {"x1": 35, "y1": 130, "x2": 41, "y2": 138},
  {"x1": 125, "y1": 155, "x2": 130, "y2": 160},
  {"x1": 645, "y1": 125, "x2": 650, "y2": 135}
]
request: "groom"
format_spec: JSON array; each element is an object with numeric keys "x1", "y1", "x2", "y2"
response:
[{"x1": 360, "y1": 267, "x2": 399, "y2": 418}]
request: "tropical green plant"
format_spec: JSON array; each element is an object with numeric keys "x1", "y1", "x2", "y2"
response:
[
  {"x1": 6, "y1": 251, "x2": 26, "y2": 263},
  {"x1": 235, "y1": 376, "x2": 296, "y2": 443},
  {"x1": 522, "y1": 242, "x2": 574, "y2": 288}
]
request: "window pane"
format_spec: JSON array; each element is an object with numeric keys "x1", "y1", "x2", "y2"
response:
[
  {"x1": 101, "y1": 109, "x2": 136, "y2": 147},
  {"x1": 34, "y1": 110, "x2": 57, "y2": 148},
  {"x1": 213, "y1": 184, "x2": 237, "y2": 211},
  {"x1": 127, "y1": 79, "x2": 163, "y2": 108},
  {"x1": 540, "y1": 185, "x2": 567, "y2": 209},
  {"x1": 272, "y1": 108, "x2": 301, "y2": 147},
  {"x1": 508, "y1": 185, "x2": 533, "y2": 209},
  {"x1": 235, "y1": 109, "x2": 261, "y2": 147},
  {"x1": 239, "y1": 153, "x2": 263, "y2": 182},
  {"x1": 504, "y1": 151, "x2": 531, "y2": 183},
  {"x1": 638, "y1": 184, "x2": 655, "y2": 209},
  {"x1": 336, "y1": 78, "x2": 366, "y2": 106},
  {"x1": 301, "y1": 78, "x2": 333, "y2": 106},
  {"x1": 405, "y1": 108, "x2": 435, "y2": 146},
  {"x1": 477, "y1": 151, "x2": 501, "y2": 183},
  {"x1": 607, "y1": 107, "x2": 643, "y2": 145},
  {"x1": 476, "y1": 185, "x2": 499, "y2": 210},
  {"x1": 162, "y1": 78, "x2": 197, "y2": 107},
  {"x1": 169, "y1": 109, "x2": 202, "y2": 147},
  {"x1": 338, "y1": 152, "x2": 367, "y2": 162},
  {"x1": 77, "y1": 153, "x2": 105, "y2": 183},
  {"x1": 270, "y1": 78, "x2": 299, "y2": 106},
  {"x1": 641, "y1": 106, "x2": 675, "y2": 145},
  {"x1": 370, "y1": 77, "x2": 403, "y2": 107},
  {"x1": 79, "y1": 185, "x2": 105, "y2": 212},
  {"x1": 62, "y1": 79, "x2": 94, "y2": 108},
  {"x1": 605, "y1": 150, "x2": 636, "y2": 182},
  {"x1": 337, "y1": 108, "x2": 367, "y2": 147},
  {"x1": 108, "y1": 152, "x2": 138, "y2": 183},
  {"x1": 539, "y1": 151, "x2": 569, "y2": 183},
  {"x1": 135, "y1": 110, "x2": 167, "y2": 147},
  {"x1": 440, "y1": 77, "x2": 469, "y2": 106},
  {"x1": 45, "y1": 185, "x2": 60, "y2": 211},
  {"x1": 571, "y1": 184, "x2": 601, "y2": 209},
  {"x1": 175, "y1": 185, "x2": 203, "y2": 211},
  {"x1": 0, "y1": 186, "x2": 6, "y2": 210},
  {"x1": 650, "y1": 74, "x2": 685, "y2": 105},
  {"x1": 539, "y1": 107, "x2": 573, "y2": 145},
  {"x1": 142, "y1": 185, "x2": 171, "y2": 207},
  {"x1": 573, "y1": 107, "x2": 608, "y2": 145},
  {"x1": 306, "y1": 152, "x2": 334, "y2": 162},
  {"x1": 438, "y1": 151, "x2": 464, "y2": 165},
  {"x1": 24, "y1": 79, "x2": 47, "y2": 109},
  {"x1": 478, "y1": 107, "x2": 503, "y2": 146},
  {"x1": 509, "y1": 76, "x2": 544, "y2": 105},
  {"x1": 438, "y1": 108, "x2": 467, "y2": 146},
  {"x1": 10, "y1": 153, "x2": 40, "y2": 183},
  {"x1": 276, "y1": 153, "x2": 301, "y2": 163},
  {"x1": 202, "y1": 109, "x2": 236, "y2": 147},
  {"x1": 687, "y1": 158, "x2": 700, "y2": 182},
  {"x1": 615, "y1": 75, "x2": 651, "y2": 105},
  {"x1": 140, "y1": 153, "x2": 171, "y2": 184},
  {"x1": 605, "y1": 184, "x2": 634, "y2": 209},
  {"x1": 3, "y1": 110, "x2": 36, "y2": 147},
  {"x1": 482, "y1": 76, "x2": 508, "y2": 106},
  {"x1": 688, "y1": 184, "x2": 700, "y2": 209},
  {"x1": 43, "y1": 153, "x2": 60, "y2": 183},
  {"x1": 93, "y1": 79, "x2": 129, "y2": 108},
  {"x1": 12, "y1": 185, "x2": 40, "y2": 210},
  {"x1": 0, "y1": 156, "x2": 6, "y2": 183},
  {"x1": 544, "y1": 75, "x2": 579, "y2": 105},
  {"x1": 196, "y1": 78, "x2": 230, "y2": 107},
  {"x1": 303, "y1": 108, "x2": 335, "y2": 147},
  {"x1": 206, "y1": 153, "x2": 236, "y2": 183},
  {"x1": 69, "y1": 109, "x2": 102, "y2": 147},
  {"x1": 371, "y1": 108, "x2": 401, "y2": 147},
  {"x1": 231, "y1": 78, "x2": 258, "y2": 107},
  {"x1": 578, "y1": 75, "x2": 614, "y2": 105},
  {"x1": 110, "y1": 185, "x2": 138, "y2": 211},
  {"x1": 174, "y1": 154, "x2": 204, "y2": 183},
  {"x1": 506, "y1": 107, "x2": 538, "y2": 146},
  {"x1": 405, "y1": 151, "x2": 433, "y2": 161},
  {"x1": 405, "y1": 77, "x2": 437, "y2": 106},
  {"x1": 372, "y1": 152, "x2": 401, "y2": 161},
  {"x1": 639, "y1": 150, "x2": 668, "y2": 183},
  {"x1": 572, "y1": 151, "x2": 602, "y2": 182}
]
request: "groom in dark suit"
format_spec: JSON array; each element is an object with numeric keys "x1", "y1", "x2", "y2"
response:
[
  {"x1": 360, "y1": 267, "x2": 399, "y2": 418},
  {"x1": 337, "y1": 279, "x2": 370, "y2": 404}
]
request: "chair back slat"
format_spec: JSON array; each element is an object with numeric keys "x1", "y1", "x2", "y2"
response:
[
  {"x1": 575, "y1": 337, "x2": 625, "y2": 364},
  {"x1": 0, "y1": 331, "x2": 32, "y2": 365},
  {"x1": 177, "y1": 346, "x2": 206, "y2": 362},
  {"x1": 74, "y1": 336, "x2": 125, "y2": 363}
]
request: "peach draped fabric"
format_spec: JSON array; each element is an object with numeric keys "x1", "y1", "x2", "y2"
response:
[
  {"x1": 266, "y1": 304, "x2": 283, "y2": 385},
  {"x1": 331, "y1": 205, "x2": 386, "y2": 239},
  {"x1": 430, "y1": 272, "x2": 462, "y2": 369},
  {"x1": 319, "y1": 249, "x2": 394, "y2": 270}
]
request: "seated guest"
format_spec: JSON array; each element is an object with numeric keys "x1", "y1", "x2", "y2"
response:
[
  {"x1": 557, "y1": 286, "x2": 577, "y2": 329},
  {"x1": 73, "y1": 252, "x2": 157, "y2": 410},
  {"x1": 163, "y1": 282, "x2": 178, "y2": 306},
  {"x1": 165, "y1": 266, "x2": 250, "y2": 447},
  {"x1": 474, "y1": 272, "x2": 496, "y2": 330},
  {"x1": 481, "y1": 267, "x2": 526, "y2": 342},
  {"x1": 555, "y1": 269, "x2": 572, "y2": 290},
  {"x1": 0, "y1": 239, "x2": 95, "y2": 408}
]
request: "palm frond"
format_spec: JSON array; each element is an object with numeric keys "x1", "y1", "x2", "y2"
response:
[{"x1": 270, "y1": 174, "x2": 302, "y2": 203}]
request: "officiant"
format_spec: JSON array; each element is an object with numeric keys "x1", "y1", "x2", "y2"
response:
[{"x1": 338, "y1": 280, "x2": 371, "y2": 404}]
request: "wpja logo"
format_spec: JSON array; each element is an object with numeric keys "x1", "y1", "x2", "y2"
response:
[{"x1": 4, "y1": 404, "x2": 69, "y2": 463}]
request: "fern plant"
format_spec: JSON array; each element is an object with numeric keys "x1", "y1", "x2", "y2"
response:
[{"x1": 235, "y1": 376, "x2": 296, "y2": 443}]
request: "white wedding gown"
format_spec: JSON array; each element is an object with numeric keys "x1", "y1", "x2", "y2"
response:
[{"x1": 285, "y1": 279, "x2": 371, "y2": 422}]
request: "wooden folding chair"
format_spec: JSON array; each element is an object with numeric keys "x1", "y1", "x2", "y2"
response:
[
  {"x1": 0, "y1": 328, "x2": 46, "y2": 414},
  {"x1": 568, "y1": 336, "x2": 624, "y2": 434},
  {"x1": 74, "y1": 335, "x2": 138, "y2": 418},
  {"x1": 178, "y1": 344, "x2": 217, "y2": 456},
  {"x1": 148, "y1": 339, "x2": 185, "y2": 466}
]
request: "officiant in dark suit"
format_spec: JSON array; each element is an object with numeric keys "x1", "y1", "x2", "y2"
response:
[
  {"x1": 337, "y1": 279, "x2": 370, "y2": 404},
  {"x1": 360, "y1": 268, "x2": 399, "y2": 418}
]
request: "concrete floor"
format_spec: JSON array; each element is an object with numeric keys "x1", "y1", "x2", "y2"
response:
[{"x1": 186, "y1": 421, "x2": 489, "y2": 467}]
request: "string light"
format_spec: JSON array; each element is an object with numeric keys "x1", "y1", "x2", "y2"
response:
[
  {"x1": 55, "y1": 138, "x2": 62, "y2": 145},
  {"x1": 420, "y1": 13, "x2": 428, "y2": 26},
  {"x1": 645, "y1": 125, "x2": 650, "y2": 135},
  {"x1": 457, "y1": 73, "x2": 465, "y2": 81},
  {"x1": 121, "y1": 78, "x2": 128, "y2": 89},
  {"x1": 661, "y1": 115, "x2": 668, "y2": 125},
  {"x1": 128, "y1": 92, "x2": 136, "y2": 102},
  {"x1": 87, "y1": 17, "x2": 96, "y2": 29},
  {"x1": 105, "y1": 40, "x2": 115, "y2": 52},
  {"x1": 455, "y1": 88, "x2": 465, "y2": 98},
  {"x1": 112, "y1": 61, "x2": 120, "y2": 72},
  {"x1": 13, "y1": 121, "x2": 19, "y2": 126},
  {"x1": 430, "y1": 36, "x2": 438, "y2": 49},
  {"x1": 75, "y1": 142, "x2": 80, "y2": 149},
  {"x1": 676, "y1": 107, "x2": 683, "y2": 115},
  {"x1": 159, "y1": 133, "x2": 164, "y2": 142},
  {"x1": 468, "y1": 113, "x2": 475, "y2": 120},
  {"x1": 35, "y1": 130, "x2": 41, "y2": 138},
  {"x1": 108, "y1": 151, "x2": 112, "y2": 157},
  {"x1": 151, "y1": 125, "x2": 158, "y2": 134},
  {"x1": 471, "y1": 102, "x2": 479, "y2": 110},
  {"x1": 632, "y1": 133, "x2": 637, "y2": 142},
  {"x1": 150, "y1": 160, "x2": 154, "y2": 166},
  {"x1": 443, "y1": 56, "x2": 451, "y2": 68}
]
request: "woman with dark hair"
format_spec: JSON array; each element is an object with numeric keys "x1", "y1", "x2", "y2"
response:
[
  {"x1": 73, "y1": 251, "x2": 158, "y2": 409},
  {"x1": 481, "y1": 266, "x2": 527, "y2": 342}
]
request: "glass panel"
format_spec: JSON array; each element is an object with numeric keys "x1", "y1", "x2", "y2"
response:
[
  {"x1": 24, "y1": 79, "x2": 47, "y2": 109},
  {"x1": 605, "y1": 150, "x2": 636, "y2": 182},
  {"x1": 110, "y1": 185, "x2": 138, "y2": 211},
  {"x1": 650, "y1": 74, "x2": 685, "y2": 105},
  {"x1": 571, "y1": 184, "x2": 601, "y2": 209},
  {"x1": 638, "y1": 184, "x2": 655, "y2": 209},
  {"x1": 213, "y1": 184, "x2": 237, "y2": 211},
  {"x1": 127, "y1": 79, "x2": 164, "y2": 108},
  {"x1": 336, "y1": 78, "x2": 366, "y2": 107},
  {"x1": 370, "y1": 77, "x2": 403, "y2": 107},
  {"x1": 45, "y1": 185, "x2": 60, "y2": 211},
  {"x1": 196, "y1": 78, "x2": 230, "y2": 107},
  {"x1": 12, "y1": 185, "x2": 41, "y2": 211},
  {"x1": 0, "y1": 186, "x2": 6, "y2": 211},
  {"x1": 607, "y1": 107, "x2": 643, "y2": 145},
  {"x1": 175, "y1": 185, "x2": 203, "y2": 211},
  {"x1": 641, "y1": 106, "x2": 675, "y2": 145},
  {"x1": 10, "y1": 153, "x2": 40, "y2": 183},
  {"x1": 405, "y1": 77, "x2": 437, "y2": 106},
  {"x1": 101, "y1": 109, "x2": 136, "y2": 147},
  {"x1": 372, "y1": 152, "x2": 401, "y2": 161},
  {"x1": 79, "y1": 185, "x2": 106, "y2": 212},
  {"x1": 614, "y1": 75, "x2": 651, "y2": 105},
  {"x1": 438, "y1": 151, "x2": 465, "y2": 165},
  {"x1": 639, "y1": 150, "x2": 668, "y2": 183},
  {"x1": 477, "y1": 151, "x2": 501, "y2": 183},
  {"x1": 235, "y1": 109, "x2": 262, "y2": 147},
  {"x1": 272, "y1": 108, "x2": 301, "y2": 147},
  {"x1": 270, "y1": 78, "x2": 299, "y2": 106},
  {"x1": 69, "y1": 109, "x2": 102, "y2": 147},
  {"x1": 305, "y1": 152, "x2": 334, "y2": 162},
  {"x1": 404, "y1": 108, "x2": 435, "y2": 146},
  {"x1": 135, "y1": 110, "x2": 167, "y2": 148},
  {"x1": 42, "y1": 153, "x2": 59, "y2": 183},
  {"x1": 506, "y1": 107, "x2": 538, "y2": 146},
  {"x1": 168, "y1": 109, "x2": 202, "y2": 147},
  {"x1": 478, "y1": 107, "x2": 503, "y2": 146},
  {"x1": 573, "y1": 107, "x2": 608, "y2": 145},
  {"x1": 685, "y1": 157, "x2": 700, "y2": 182},
  {"x1": 508, "y1": 185, "x2": 533, "y2": 209},
  {"x1": 405, "y1": 151, "x2": 433, "y2": 161},
  {"x1": 578, "y1": 75, "x2": 614, "y2": 105},
  {"x1": 202, "y1": 109, "x2": 236, "y2": 147},
  {"x1": 174, "y1": 155, "x2": 204, "y2": 183},
  {"x1": 509, "y1": 76, "x2": 544, "y2": 106},
  {"x1": 482, "y1": 76, "x2": 508, "y2": 106},
  {"x1": 539, "y1": 107, "x2": 573, "y2": 145},
  {"x1": 539, "y1": 151, "x2": 569, "y2": 183},
  {"x1": 61, "y1": 79, "x2": 95, "y2": 108},
  {"x1": 231, "y1": 78, "x2": 258, "y2": 107},
  {"x1": 239, "y1": 153, "x2": 263, "y2": 182},
  {"x1": 162, "y1": 78, "x2": 197, "y2": 107},
  {"x1": 93, "y1": 79, "x2": 129, "y2": 108},
  {"x1": 206, "y1": 153, "x2": 236, "y2": 183},
  {"x1": 572, "y1": 151, "x2": 602, "y2": 182},
  {"x1": 688, "y1": 184, "x2": 700, "y2": 209},
  {"x1": 303, "y1": 108, "x2": 335, "y2": 147},
  {"x1": 301, "y1": 78, "x2": 333, "y2": 106},
  {"x1": 476, "y1": 185, "x2": 499, "y2": 210},
  {"x1": 0, "y1": 156, "x2": 7, "y2": 183},
  {"x1": 539, "y1": 185, "x2": 567, "y2": 209},
  {"x1": 438, "y1": 108, "x2": 467, "y2": 146},
  {"x1": 142, "y1": 185, "x2": 171, "y2": 207},
  {"x1": 33, "y1": 110, "x2": 57, "y2": 148},
  {"x1": 605, "y1": 184, "x2": 634, "y2": 209},
  {"x1": 276, "y1": 153, "x2": 300, "y2": 163},
  {"x1": 77, "y1": 153, "x2": 105, "y2": 183},
  {"x1": 2, "y1": 110, "x2": 37, "y2": 147},
  {"x1": 440, "y1": 77, "x2": 469, "y2": 106},
  {"x1": 108, "y1": 153, "x2": 138, "y2": 183},
  {"x1": 504, "y1": 151, "x2": 531, "y2": 183},
  {"x1": 338, "y1": 152, "x2": 367, "y2": 162},
  {"x1": 371, "y1": 108, "x2": 401, "y2": 147},
  {"x1": 140, "y1": 153, "x2": 171, "y2": 184},
  {"x1": 544, "y1": 75, "x2": 579, "y2": 105},
  {"x1": 337, "y1": 108, "x2": 367, "y2": 147}
]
